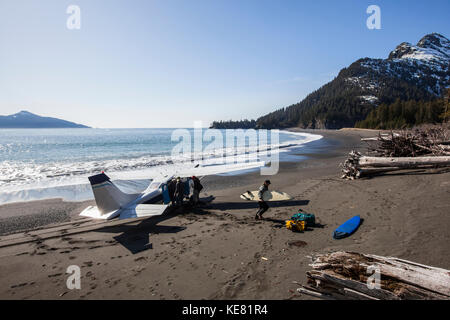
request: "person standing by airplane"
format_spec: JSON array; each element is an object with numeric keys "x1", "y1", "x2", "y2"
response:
[
  {"x1": 256, "y1": 180, "x2": 271, "y2": 220},
  {"x1": 188, "y1": 177, "x2": 195, "y2": 202},
  {"x1": 191, "y1": 176, "x2": 203, "y2": 206},
  {"x1": 174, "y1": 177, "x2": 184, "y2": 207},
  {"x1": 168, "y1": 178, "x2": 177, "y2": 205}
]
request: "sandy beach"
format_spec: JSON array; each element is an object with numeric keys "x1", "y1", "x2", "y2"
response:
[{"x1": 0, "y1": 129, "x2": 449, "y2": 300}]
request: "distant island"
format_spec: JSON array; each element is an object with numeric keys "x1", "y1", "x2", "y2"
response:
[
  {"x1": 210, "y1": 33, "x2": 450, "y2": 130},
  {"x1": 0, "y1": 111, "x2": 90, "y2": 129},
  {"x1": 209, "y1": 119, "x2": 256, "y2": 129}
]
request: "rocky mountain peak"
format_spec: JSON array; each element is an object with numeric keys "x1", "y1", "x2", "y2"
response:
[
  {"x1": 388, "y1": 42, "x2": 415, "y2": 60},
  {"x1": 417, "y1": 33, "x2": 449, "y2": 51},
  {"x1": 388, "y1": 33, "x2": 449, "y2": 62}
]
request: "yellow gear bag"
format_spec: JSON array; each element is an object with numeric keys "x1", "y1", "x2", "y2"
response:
[{"x1": 286, "y1": 219, "x2": 305, "y2": 232}]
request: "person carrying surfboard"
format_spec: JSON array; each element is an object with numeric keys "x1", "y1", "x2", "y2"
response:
[{"x1": 255, "y1": 180, "x2": 271, "y2": 220}]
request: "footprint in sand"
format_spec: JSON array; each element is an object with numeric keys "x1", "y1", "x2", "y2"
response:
[
  {"x1": 48, "y1": 273, "x2": 62, "y2": 278},
  {"x1": 109, "y1": 279, "x2": 121, "y2": 287},
  {"x1": 83, "y1": 261, "x2": 93, "y2": 267},
  {"x1": 10, "y1": 282, "x2": 34, "y2": 289},
  {"x1": 190, "y1": 262, "x2": 199, "y2": 270},
  {"x1": 134, "y1": 256, "x2": 147, "y2": 262}
]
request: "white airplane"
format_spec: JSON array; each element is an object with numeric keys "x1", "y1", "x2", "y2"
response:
[{"x1": 80, "y1": 161, "x2": 267, "y2": 221}]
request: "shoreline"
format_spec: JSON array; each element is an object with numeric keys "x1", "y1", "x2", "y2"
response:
[
  {"x1": 0, "y1": 128, "x2": 343, "y2": 234},
  {"x1": 0, "y1": 128, "x2": 323, "y2": 207},
  {"x1": 0, "y1": 128, "x2": 449, "y2": 299},
  {"x1": 0, "y1": 128, "x2": 375, "y2": 236}
]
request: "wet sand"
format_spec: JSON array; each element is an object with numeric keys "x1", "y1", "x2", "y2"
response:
[{"x1": 0, "y1": 129, "x2": 449, "y2": 299}]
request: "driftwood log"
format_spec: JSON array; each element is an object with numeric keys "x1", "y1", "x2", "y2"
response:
[
  {"x1": 297, "y1": 251, "x2": 450, "y2": 300},
  {"x1": 359, "y1": 155, "x2": 450, "y2": 167},
  {"x1": 341, "y1": 151, "x2": 450, "y2": 179},
  {"x1": 341, "y1": 126, "x2": 450, "y2": 179}
]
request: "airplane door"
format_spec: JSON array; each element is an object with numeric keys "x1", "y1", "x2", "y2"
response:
[
  {"x1": 184, "y1": 178, "x2": 191, "y2": 196},
  {"x1": 161, "y1": 183, "x2": 171, "y2": 204}
]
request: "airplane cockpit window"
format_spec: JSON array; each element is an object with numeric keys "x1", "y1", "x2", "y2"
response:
[{"x1": 149, "y1": 182, "x2": 161, "y2": 189}]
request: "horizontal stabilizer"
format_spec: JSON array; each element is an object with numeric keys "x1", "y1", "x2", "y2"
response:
[
  {"x1": 119, "y1": 204, "x2": 169, "y2": 220},
  {"x1": 79, "y1": 206, "x2": 120, "y2": 220}
]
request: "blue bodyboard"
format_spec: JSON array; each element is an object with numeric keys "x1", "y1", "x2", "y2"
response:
[{"x1": 333, "y1": 215, "x2": 361, "y2": 239}]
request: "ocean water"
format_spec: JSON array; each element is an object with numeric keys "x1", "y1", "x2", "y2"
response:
[{"x1": 0, "y1": 128, "x2": 322, "y2": 204}]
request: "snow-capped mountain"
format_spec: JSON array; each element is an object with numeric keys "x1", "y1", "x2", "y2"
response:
[
  {"x1": 389, "y1": 33, "x2": 449, "y2": 65},
  {"x1": 256, "y1": 33, "x2": 449, "y2": 129},
  {"x1": 356, "y1": 33, "x2": 449, "y2": 97}
]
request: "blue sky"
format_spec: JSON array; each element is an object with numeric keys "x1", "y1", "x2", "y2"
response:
[{"x1": 0, "y1": 0, "x2": 449, "y2": 128}]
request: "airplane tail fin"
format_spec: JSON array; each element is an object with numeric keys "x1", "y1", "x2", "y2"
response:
[{"x1": 88, "y1": 173, "x2": 136, "y2": 215}]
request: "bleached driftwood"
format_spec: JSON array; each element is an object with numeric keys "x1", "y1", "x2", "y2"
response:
[
  {"x1": 341, "y1": 151, "x2": 450, "y2": 179},
  {"x1": 362, "y1": 127, "x2": 450, "y2": 157},
  {"x1": 298, "y1": 251, "x2": 450, "y2": 300},
  {"x1": 359, "y1": 155, "x2": 450, "y2": 167}
]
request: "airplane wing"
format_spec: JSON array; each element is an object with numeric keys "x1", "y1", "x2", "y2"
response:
[
  {"x1": 118, "y1": 203, "x2": 169, "y2": 220},
  {"x1": 175, "y1": 160, "x2": 267, "y2": 178},
  {"x1": 81, "y1": 161, "x2": 268, "y2": 221}
]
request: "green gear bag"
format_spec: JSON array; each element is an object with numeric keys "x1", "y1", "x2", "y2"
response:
[{"x1": 291, "y1": 212, "x2": 315, "y2": 226}]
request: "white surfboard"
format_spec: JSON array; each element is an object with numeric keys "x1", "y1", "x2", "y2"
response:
[{"x1": 240, "y1": 190, "x2": 292, "y2": 202}]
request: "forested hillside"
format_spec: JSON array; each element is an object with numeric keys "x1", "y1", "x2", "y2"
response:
[{"x1": 211, "y1": 33, "x2": 450, "y2": 130}]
